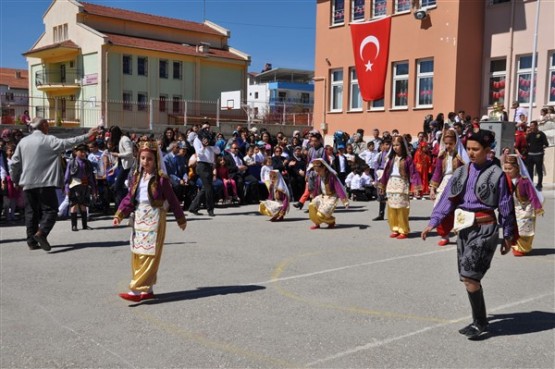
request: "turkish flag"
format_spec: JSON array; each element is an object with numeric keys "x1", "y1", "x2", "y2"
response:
[{"x1": 350, "y1": 17, "x2": 391, "y2": 101}]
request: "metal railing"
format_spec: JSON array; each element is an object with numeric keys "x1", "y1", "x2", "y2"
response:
[{"x1": 35, "y1": 69, "x2": 82, "y2": 86}]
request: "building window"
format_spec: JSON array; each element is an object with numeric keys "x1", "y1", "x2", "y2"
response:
[
  {"x1": 488, "y1": 58, "x2": 506, "y2": 106},
  {"x1": 123, "y1": 55, "x2": 132, "y2": 75},
  {"x1": 416, "y1": 59, "x2": 434, "y2": 107},
  {"x1": 351, "y1": 0, "x2": 365, "y2": 22},
  {"x1": 137, "y1": 92, "x2": 148, "y2": 111},
  {"x1": 173, "y1": 96, "x2": 182, "y2": 114},
  {"x1": 5, "y1": 92, "x2": 14, "y2": 102},
  {"x1": 395, "y1": 0, "x2": 411, "y2": 13},
  {"x1": 332, "y1": 0, "x2": 345, "y2": 25},
  {"x1": 330, "y1": 69, "x2": 344, "y2": 111},
  {"x1": 159, "y1": 60, "x2": 168, "y2": 79},
  {"x1": 392, "y1": 61, "x2": 409, "y2": 108},
  {"x1": 516, "y1": 54, "x2": 536, "y2": 105},
  {"x1": 173, "y1": 61, "x2": 182, "y2": 80},
  {"x1": 278, "y1": 91, "x2": 287, "y2": 102},
  {"x1": 254, "y1": 92, "x2": 259, "y2": 99},
  {"x1": 420, "y1": 0, "x2": 436, "y2": 8},
  {"x1": 63, "y1": 24, "x2": 68, "y2": 40},
  {"x1": 549, "y1": 53, "x2": 555, "y2": 104},
  {"x1": 372, "y1": 0, "x2": 387, "y2": 18},
  {"x1": 159, "y1": 95, "x2": 167, "y2": 112},
  {"x1": 123, "y1": 91, "x2": 132, "y2": 111},
  {"x1": 349, "y1": 67, "x2": 362, "y2": 111},
  {"x1": 370, "y1": 99, "x2": 385, "y2": 110},
  {"x1": 137, "y1": 57, "x2": 148, "y2": 77},
  {"x1": 300, "y1": 92, "x2": 310, "y2": 104}
]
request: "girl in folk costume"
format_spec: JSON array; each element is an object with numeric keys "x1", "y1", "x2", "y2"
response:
[
  {"x1": 65, "y1": 144, "x2": 97, "y2": 231},
  {"x1": 308, "y1": 158, "x2": 349, "y2": 229},
  {"x1": 413, "y1": 141, "x2": 432, "y2": 198},
  {"x1": 259, "y1": 170, "x2": 290, "y2": 222},
  {"x1": 113, "y1": 137, "x2": 187, "y2": 302},
  {"x1": 429, "y1": 129, "x2": 468, "y2": 246},
  {"x1": 503, "y1": 154, "x2": 544, "y2": 256},
  {"x1": 378, "y1": 135, "x2": 422, "y2": 239}
]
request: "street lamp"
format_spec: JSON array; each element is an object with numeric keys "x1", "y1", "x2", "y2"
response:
[{"x1": 313, "y1": 76, "x2": 327, "y2": 132}]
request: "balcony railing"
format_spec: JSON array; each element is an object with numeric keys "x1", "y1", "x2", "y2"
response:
[
  {"x1": 269, "y1": 97, "x2": 314, "y2": 106},
  {"x1": 35, "y1": 69, "x2": 82, "y2": 86}
]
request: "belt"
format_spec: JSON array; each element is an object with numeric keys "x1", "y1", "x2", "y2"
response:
[
  {"x1": 475, "y1": 211, "x2": 496, "y2": 225},
  {"x1": 527, "y1": 152, "x2": 543, "y2": 156}
]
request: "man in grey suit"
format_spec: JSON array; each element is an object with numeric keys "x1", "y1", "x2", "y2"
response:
[{"x1": 9, "y1": 118, "x2": 98, "y2": 251}]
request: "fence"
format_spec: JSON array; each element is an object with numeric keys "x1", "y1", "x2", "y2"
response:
[{"x1": 1, "y1": 93, "x2": 313, "y2": 130}]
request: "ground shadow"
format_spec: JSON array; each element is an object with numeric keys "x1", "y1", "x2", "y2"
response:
[
  {"x1": 48, "y1": 240, "x2": 129, "y2": 254},
  {"x1": 335, "y1": 208, "x2": 367, "y2": 213},
  {"x1": 409, "y1": 216, "x2": 432, "y2": 221},
  {"x1": 0, "y1": 237, "x2": 28, "y2": 245},
  {"x1": 528, "y1": 248, "x2": 555, "y2": 256},
  {"x1": 129, "y1": 285, "x2": 266, "y2": 306},
  {"x1": 330, "y1": 224, "x2": 369, "y2": 230},
  {"x1": 488, "y1": 311, "x2": 555, "y2": 337}
]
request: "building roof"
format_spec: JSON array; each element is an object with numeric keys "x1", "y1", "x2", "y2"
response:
[
  {"x1": 23, "y1": 40, "x2": 80, "y2": 56},
  {"x1": 0, "y1": 68, "x2": 29, "y2": 89},
  {"x1": 253, "y1": 68, "x2": 314, "y2": 84},
  {"x1": 80, "y1": 2, "x2": 224, "y2": 36},
  {"x1": 105, "y1": 33, "x2": 247, "y2": 61}
]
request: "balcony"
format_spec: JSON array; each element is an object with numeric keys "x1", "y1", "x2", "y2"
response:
[
  {"x1": 35, "y1": 69, "x2": 82, "y2": 92},
  {"x1": 269, "y1": 97, "x2": 314, "y2": 107}
]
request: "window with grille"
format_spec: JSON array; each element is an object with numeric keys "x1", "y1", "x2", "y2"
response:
[
  {"x1": 332, "y1": 0, "x2": 345, "y2": 25},
  {"x1": 516, "y1": 55, "x2": 536, "y2": 105},
  {"x1": 159, "y1": 60, "x2": 168, "y2": 79},
  {"x1": 349, "y1": 67, "x2": 362, "y2": 111},
  {"x1": 137, "y1": 57, "x2": 148, "y2": 77}
]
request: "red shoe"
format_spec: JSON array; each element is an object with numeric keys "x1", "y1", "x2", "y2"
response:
[
  {"x1": 118, "y1": 292, "x2": 142, "y2": 302},
  {"x1": 140, "y1": 292, "x2": 155, "y2": 301},
  {"x1": 327, "y1": 222, "x2": 335, "y2": 229},
  {"x1": 310, "y1": 225, "x2": 320, "y2": 230},
  {"x1": 512, "y1": 249, "x2": 526, "y2": 257},
  {"x1": 389, "y1": 232, "x2": 399, "y2": 238},
  {"x1": 437, "y1": 239, "x2": 449, "y2": 247},
  {"x1": 396, "y1": 234, "x2": 408, "y2": 239}
]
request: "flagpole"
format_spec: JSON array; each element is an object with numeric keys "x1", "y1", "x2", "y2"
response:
[{"x1": 528, "y1": 0, "x2": 541, "y2": 118}]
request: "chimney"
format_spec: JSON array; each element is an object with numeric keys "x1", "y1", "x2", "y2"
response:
[{"x1": 197, "y1": 42, "x2": 211, "y2": 53}]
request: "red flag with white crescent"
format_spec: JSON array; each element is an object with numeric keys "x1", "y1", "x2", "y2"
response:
[{"x1": 350, "y1": 17, "x2": 391, "y2": 101}]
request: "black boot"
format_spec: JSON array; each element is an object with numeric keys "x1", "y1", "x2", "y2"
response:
[
  {"x1": 459, "y1": 287, "x2": 488, "y2": 340},
  {"x1": 71, "y1": 213, "x2": 78, "y2": 231},
  {"x1": 81, "y1": 211, "x2": 91, "y2": 230},
  {"x1": 372, "y1": 202, "x2": 385, "y2": 221},
  {"x1": 293, "y1": 202, "x2": 304, "y2": 210}
]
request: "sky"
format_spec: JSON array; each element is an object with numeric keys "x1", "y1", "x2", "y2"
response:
[{"x1": 0, "y1": 0, "x2": 316, "y2": 73}]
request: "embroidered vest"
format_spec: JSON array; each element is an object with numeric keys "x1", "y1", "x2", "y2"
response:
[{"x1": 449, "y1": 163, "x2": 503, "y2": 207}]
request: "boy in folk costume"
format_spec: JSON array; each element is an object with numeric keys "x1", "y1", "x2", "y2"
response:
[
  {"x1": 429, "y1": 129, "x2": 468, "y2": 246},
  {"x1": 113, "y1": 137, "x2": 187, "y2": 302},
  {"x1": 378, "y1": 136, "x2": 422, "y2": 239},
  {"x1": 422, "y1": 130, "x2": 517, "y2": 340},
  {"x1": 259, "y1": 170, "x2": 290, "y2": 222},
  {"x1": 308, "y1": 158, "x2": 349, "y2": 229},
  {"x1": 65, "y1": 144, "x2": 97, "y2": 231},
  {"x1": 503, "y1": 154, "x2": 544, "y2": 256}
]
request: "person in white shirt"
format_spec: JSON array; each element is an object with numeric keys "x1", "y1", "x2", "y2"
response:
[
  {"x1": 188, "y1": 126, "x2": 220, "y2": 216},
  {"x1": 260, "y1": 157, "x2": 273, "y2": 190},
  {"x1": 359, "y1": 141, "x2": 376, "y2": 168}
]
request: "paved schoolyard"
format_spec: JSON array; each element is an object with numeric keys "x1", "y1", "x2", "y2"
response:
[{"x1": 1, "y1": 188, "x2": 554, "y2": 368}]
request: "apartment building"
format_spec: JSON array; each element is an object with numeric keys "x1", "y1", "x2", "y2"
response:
[
  {"x1": 23, "y1": 0, "x2": 250, "y2": 129},
  {"x1": 314, "y1": 0, "x2": 554, "y2": 138}
]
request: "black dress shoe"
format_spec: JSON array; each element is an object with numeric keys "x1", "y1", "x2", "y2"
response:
[
  {"x1": 293, "y1": 202, "x2": 304, "y2": 210},
  {"x1": 189, "y1": 210, "x2": 202, "y2": 216},
  {"x1": 27, "y1": 241, "x2": 40, "y2": 250},
  {"x1": 463, "y1": 322, "x2": 488, "y2": 340},
  {"x1": 33, "y1": 233, "x2": 51, "y2": 251},
  {"x1": 208, "y1": 211, "x2": 215, "y2": 217},
  {"x1": 372, "y1": 215, "x2": 384, "y2": 221}
]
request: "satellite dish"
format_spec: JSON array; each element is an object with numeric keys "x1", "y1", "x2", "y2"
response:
[{"x1": 414, "y1": 9, "x2": 428, "y2": 20}]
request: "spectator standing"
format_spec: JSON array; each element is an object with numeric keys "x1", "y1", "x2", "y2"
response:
[
  {"x1": 511, "y1": 101, "x2": 527, "y2": 123},
  {"x1": 9, "y1": 118, "x2": 97, "y2": 250},
  {"x1": 525, "y1": 120, "x2": 549, "y2": 191},
  {"x1": 109, "y1": 126, "x2": 134, "y2": 209}
]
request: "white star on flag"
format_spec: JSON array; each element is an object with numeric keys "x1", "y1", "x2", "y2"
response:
[{"x1": 365, "y1": 60, "x2": 373, "y2": 72}]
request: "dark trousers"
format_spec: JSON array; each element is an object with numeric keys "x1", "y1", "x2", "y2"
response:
[
  {"x1": 190, "y1": 162, "x2": 214, "y2": 212},
  {"x1": 526, "y1": 154, "x2": 544, "y2": 187},
  {"x1": 23, "y1": 187, "x2": 59, "y2": 243},
  {"x1": 114, "y1": 166, "x2": 131, "y2": 209}
]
